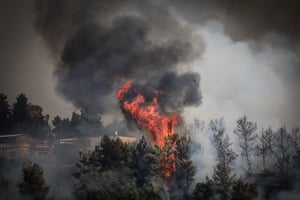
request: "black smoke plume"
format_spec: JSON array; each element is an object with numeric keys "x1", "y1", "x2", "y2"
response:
[{"x1": 34, "y1": 0, "x2": 203, "y2": 115}]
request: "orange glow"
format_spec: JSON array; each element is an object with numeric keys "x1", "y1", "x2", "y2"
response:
[
  {"x1": 116, "y1": 80, "x2": 132, "y2": 100},
  {"x1": 116, "y1": 80, "x2": 181, "y2": 147}
]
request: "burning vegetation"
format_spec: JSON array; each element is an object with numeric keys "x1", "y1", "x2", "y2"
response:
[
  {"x1": 1, "y1": 0, "x2": 300, "y2": 200},
  {"x1": 117, "y1": 80, "x2": 183, "y2": 179},
  {"x1": 117, "y1": 80, "x2": 182, "y2": 146}
]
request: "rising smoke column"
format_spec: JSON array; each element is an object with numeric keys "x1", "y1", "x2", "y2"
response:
[{"x1": 34, "y1": 0, "x2": 203, "y2": 119}]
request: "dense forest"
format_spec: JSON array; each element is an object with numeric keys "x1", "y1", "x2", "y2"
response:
[{"x1": 1, "y1": 92, "x2": 300, "y2": 200}]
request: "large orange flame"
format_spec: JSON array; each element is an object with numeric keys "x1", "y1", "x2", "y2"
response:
[{"x1": 116, "y1": 80, "x2": 181, "y2": 147}]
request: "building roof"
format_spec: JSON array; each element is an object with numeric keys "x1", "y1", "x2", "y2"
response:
[
  {"x1": 117, "y1": 136, "x2": 137, "y2": 143},
  {"x1": 0, "y1": 133, "x2": 24, "y2": 138}
]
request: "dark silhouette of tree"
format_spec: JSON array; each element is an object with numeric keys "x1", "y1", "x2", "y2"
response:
[
  {"x1": 255, "y1": 126, "x2": 299, "y2": 198},
  {"x1": 10, "y1": 94, "x2": 51, "y2": 138},
  {"x1": 0, "y1": 93, "x2": 12, "y2": 131},
  {"x1": 173, "y1": 135, "x2": 196, "y2": 198},
  {"x1": 272, "y1": 126, "x2": 294, "y2": 188},
  {"x1": 231, "y1": 179, "x2": 258, "y2": 200},
  {"x1": 291, "y1": 128, "x2": 300, "y2": 150},
  {"x1": 93, "y1": 135, "x2": 129, "y2": 171},
  {"x1": 52, "y1": 116, "x2": 73, "y2": 138},
  {"x1": 52, "y1": 116, "x2": 63, "y2": 136},
  {"x1": 52, "y1": 108, "x2": 103, "y2": 138},
  {"x1": 193, "y1": 177, "x2": 214, "y2": 200},
  {"x1": 129, "y1": 136, "x2": 160, "y2": 186},
  {"x1": 140, "y1": 179, "x2": 163, "y2": 200},
  {"x1": 12, "y1": 94, "x2": 29, "y2": 127},
  {"x1": 75, "y1": 136, "x2": 163, "y2": 200},
  {"x1": 256, "y1": 128, "x2": 269, "y2": 171},
  {"x1": 79, "y1": 108, "x2": 103, "y2": 136},
  {"x1": 18, "y1": 162, "x2": 51, "y2": 200},
  {"x1": 71, "y1": 111, "x2": 81, "y2": 135},
  {"x1": 213, "y1": 162, "x2": 236, "y2": 200},
  {"x1": 27, "y1": 104, "x2": 51, "y2": 139},
  {"x1": 234, "y1": 115, "x2": 257, "y2": 173},
  {"x1": 210, "y1": 119, "x2": 237, "y2": 200}
]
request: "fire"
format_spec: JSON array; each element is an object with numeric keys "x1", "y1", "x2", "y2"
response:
[
  {"x1": 117, "y1": 80, "x2": 180, "y2": 178},
  {"x1": 116, "y1": 80, "x2": 181, "y2": 147}
]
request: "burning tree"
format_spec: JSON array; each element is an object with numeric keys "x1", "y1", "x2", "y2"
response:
[
  {"x1": 117, "y1": 80, "x2": 181, "y2": 146},
  {"x1": 116, "y1": 80, "x2": 182, "y2": 182},
  {"x1": 116, "y1": 80, "x2": 196, "y2": 198}
]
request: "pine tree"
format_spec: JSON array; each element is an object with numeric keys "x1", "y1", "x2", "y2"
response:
[
  {"x1": 231, "y1": 179, "x2": 258, "y2": 200},
  {"x1": 210, "y1": 119, "x2": 237, "y2": 200},
  {"x1": 93, "y1": 135, "x2": 129, "y2": 171},
  {"x1": 213, "y1": 163, "x2": 236, "y2": 200},
  {"x1": 234, "y1": 115, "x2": 257, "y2": 173},
  {"x1": 129, "y1": 136, "x2": 160, "y2": 186},
  {"x1": 193, "y1": 177, "x2": 214, "y2": 200},
  {"x1": 174, "y1": 135, "x2": 196, "y2": 197},
  {"x1": 79, "y1": 108, "x2": 103, "y2": 136},
  {"x1": 27, "y1": 104, "x2": 51, "y2": 139},
  {"x1": 18, "y1": 162, "x2": 51, "y2": 200},
  {"x1": 0, "y1": 93, "x2": 12, "y2": 131},
  {"x1": 12, "y1": 94, "x2": 30, "y2": 131}
]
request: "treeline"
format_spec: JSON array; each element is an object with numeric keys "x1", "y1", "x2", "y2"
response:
[
  {"x1": 0, "y1": 135, "x2": 196, "y2": 199},
  {"x1": 1, "y1": 92, "x2": 300, "y2": 199},
  {"x1": 193, "y1": 117, "x2": 300, "y2": 200},
  {"x1": 3, "y1": 122, "x2": 300, "y2": 200},
  {"x1": 0, "y1": 93, "x2": 103, "y2": 138}
]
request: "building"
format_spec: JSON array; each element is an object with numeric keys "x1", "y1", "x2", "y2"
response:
[
  {"x1": 0, "y1": 131, "x2": 137, "y2": 160},
  {"x1": 56, "y1": 135, "x2": 137, "y2": 151},
  {"x1": 0, "y1": 132, "x2": 54, "y2": 159}
]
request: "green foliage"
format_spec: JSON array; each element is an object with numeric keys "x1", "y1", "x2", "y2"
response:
[
  {"x1": 173, "y1": 135, "x2": 196, "y2": 197},
  {"x1": 93, "y1": 135, "x2": 129, "y2": 171},
  {"x1": 140, "y1": 178, "x2": 163, "y2": 200},
  {"x1": 75, "y1": 136, "x2": 165, "y2": 200},
  {"x1": 86, "y1": 176, "x2": 163, "y2": 200},
  {"x1": 231, "y1": 179, "x2": 258, "y2": 200},
  {"x1": 129, "y1": 136, "x2": 160, "y2": 186},
  {"x1": 193, "y1": 177, "x2": 214, "y2": 200},
  {"x1": 213, "y1": 163, "x2": 235, "y2": 200},
  {"x1": 18, "y1": 162, "x2": 51, "y2": 200},
  {"x1": 210, "y1": 120, "x2": 237, "y2": 166},
  {"x1": 210, "y1": 119, "x2": 237, "y2": 200},
  {"x1": 52, "y1": 108, "x2": 103, "y2": 138},
  {"x1": 5, "y1": 93, "x2": 51, "y2": 138}
]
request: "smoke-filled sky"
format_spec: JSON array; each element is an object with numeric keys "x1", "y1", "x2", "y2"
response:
[{"x1": 0, "y1": 0, "x2": 300, "y2": 131}]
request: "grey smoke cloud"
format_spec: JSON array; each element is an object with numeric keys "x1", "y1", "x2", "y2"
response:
[
  {"x1": 35, "y1": 0, "x2": 204, "y2": 115},
  {"x1": 168, "y1": 0, "x2": 300, "y2": 42}
]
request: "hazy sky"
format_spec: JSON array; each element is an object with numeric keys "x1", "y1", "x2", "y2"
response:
[{"x1": 0, "y1": 0, "x2": 299, "y2": 131}]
